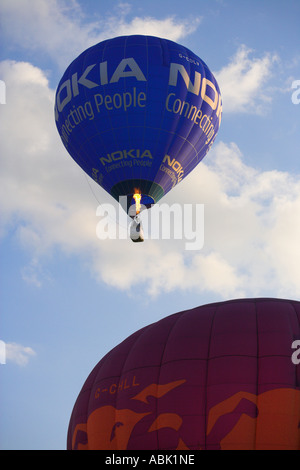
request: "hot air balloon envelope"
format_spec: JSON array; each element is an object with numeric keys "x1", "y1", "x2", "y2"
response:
[
  {"x1": 67, "y1": 298, "x2": 300, "y2": 450},
  {"x1": 55, "y1": 35, "x2": 222, "y2": 213}
]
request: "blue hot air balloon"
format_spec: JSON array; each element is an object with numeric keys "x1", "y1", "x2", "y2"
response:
[{"x1": 55, "y1": 35, "x2": 222, "y2": 241}]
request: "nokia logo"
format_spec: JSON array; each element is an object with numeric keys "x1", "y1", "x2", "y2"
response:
[
  {"x1": 55, "y1": 58, "x2": 222, "y2": 126},
  {"x1": 56, "y1": 58, "x2": 146, "y2": 114}
]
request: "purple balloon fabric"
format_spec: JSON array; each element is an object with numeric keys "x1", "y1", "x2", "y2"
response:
[{"x1": 67, "y1": 298, "x2": 300, "y2": 450}]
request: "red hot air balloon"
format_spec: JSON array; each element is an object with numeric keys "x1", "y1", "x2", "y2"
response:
[{"x1": 67, "y1": 298, "x2": 300, "y2": 450}]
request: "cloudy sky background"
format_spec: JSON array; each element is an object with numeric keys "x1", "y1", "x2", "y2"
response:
[{"x1": 0, "y1": 0, "x2": 299, "y2": 449}]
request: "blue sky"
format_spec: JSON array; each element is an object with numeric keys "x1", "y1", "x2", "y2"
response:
[{"x1": 0, "y1": 0, "x2": 299, "y2": 450}]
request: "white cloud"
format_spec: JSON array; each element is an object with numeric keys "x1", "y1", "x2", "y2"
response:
[
  {"x1": 111, "y1": 15, "x2": 202, "y2": 41},
  {"x1": 89, "y1": 141, "x2": 300, "y2": 299},
  {"x1": 5, "y1": 342, "x2": 36, "y2": 366},
  {"x1": 1, "y1": 0, "x2": 98, "y2": 68},
  {"x1": 0, "y1": 0, "x2": 202, "y2": 70},
  {"x1": 215, "y1": 45, "x2": 278, "y2": 114},
  {"x1": 1, "y1": 58, "x2": 300, "y2": 301},
  {"x1": 20, "y1": 258, "x2": 52, "y2": 287}
]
